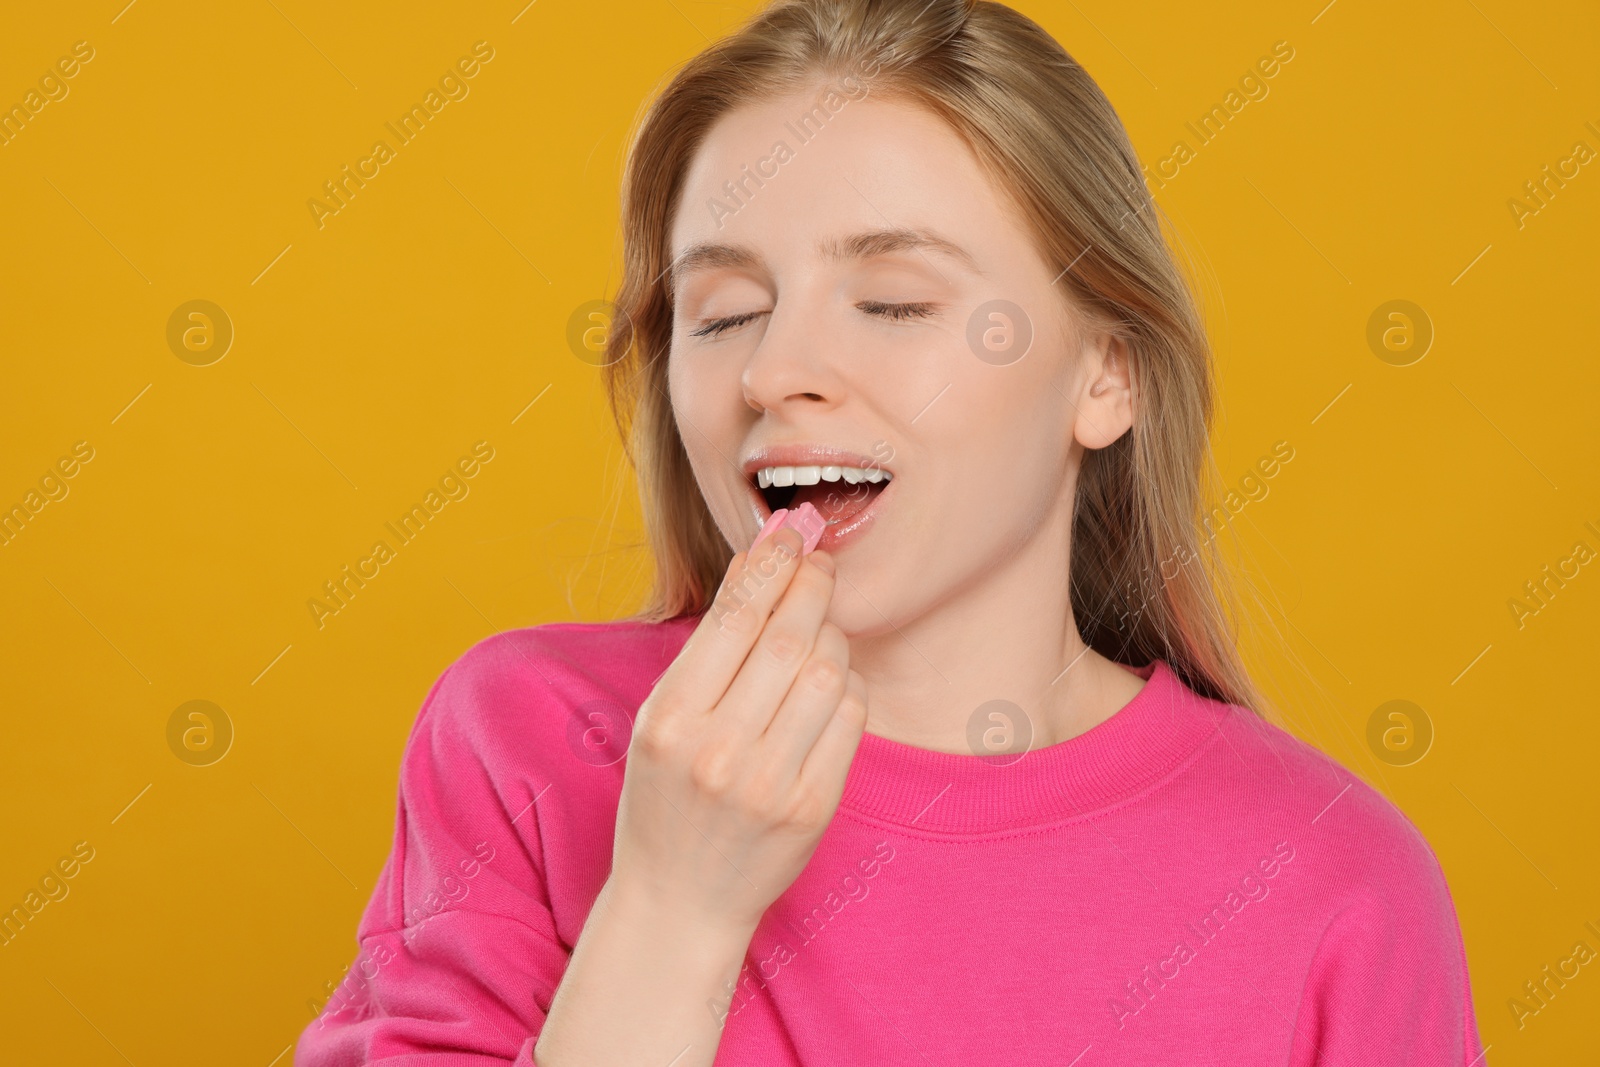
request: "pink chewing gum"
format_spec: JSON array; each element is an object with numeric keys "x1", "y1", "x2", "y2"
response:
[
  {"x1": 752, "y1": 501, "x2": 826, "y2": 554},
  {"x1": 783, "y1": 501, "x2": 826, "y2": 552}
]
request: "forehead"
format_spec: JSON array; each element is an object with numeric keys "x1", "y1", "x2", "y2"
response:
[{"x1": 667, "y1": 87, "x2": 1024, "y2": 279}]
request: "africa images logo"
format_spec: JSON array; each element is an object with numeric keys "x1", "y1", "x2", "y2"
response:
[{"x1": 1108, "y1": 841, "x2": 1295, "y2": 1029}]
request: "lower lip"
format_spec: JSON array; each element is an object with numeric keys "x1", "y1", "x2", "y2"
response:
[{"x1": 747, "y1": 478, "x2": 894, "y2": 553}]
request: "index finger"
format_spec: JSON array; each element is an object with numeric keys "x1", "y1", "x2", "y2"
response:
[{"x1": 655, "y1": 525, "x2": 808, "y2": 711}]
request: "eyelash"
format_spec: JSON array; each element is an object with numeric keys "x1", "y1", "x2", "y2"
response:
[{"x1": 688, "y1": 301, "x2": 939, "y2": 338}]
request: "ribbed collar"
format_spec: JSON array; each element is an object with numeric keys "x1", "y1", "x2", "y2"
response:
[{"x1": 837, "y1": 660, "x2": 1227, "y2": 836}]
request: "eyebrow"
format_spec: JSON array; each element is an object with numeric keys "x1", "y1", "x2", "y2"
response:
[{"x1": 665, "y1": 227, "x2": 980, "y2": 290}]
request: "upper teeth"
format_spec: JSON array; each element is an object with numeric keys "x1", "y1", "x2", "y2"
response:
[{"x1": 756, "y1": 465, "x2": 892, "y2": 488}]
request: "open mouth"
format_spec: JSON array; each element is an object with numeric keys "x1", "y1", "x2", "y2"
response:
[{"x1": 752, "y1": 464, "x2": 892, "y2": 527}]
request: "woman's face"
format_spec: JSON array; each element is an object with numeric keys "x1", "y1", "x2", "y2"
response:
[{"x1": 666, "y1": 85, "x2": 1131, "y2": 638}]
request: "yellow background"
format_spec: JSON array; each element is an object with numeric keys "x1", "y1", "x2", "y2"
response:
[{"x1": 1, "y1": 0, "x2": 1596, "y2": 1062}]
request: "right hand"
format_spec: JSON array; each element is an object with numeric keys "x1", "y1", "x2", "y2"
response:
[{"x1": 609, "y1": 525, "x2": 869, "y2": 934}]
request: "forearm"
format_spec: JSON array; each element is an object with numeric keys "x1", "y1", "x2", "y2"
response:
[{"x1": 534, "y1": 875, "x2": 756, "y2": 1067}]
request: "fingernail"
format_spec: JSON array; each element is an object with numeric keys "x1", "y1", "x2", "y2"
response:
[{"x1": 752, "y1": 508, "x2": 788, "y2": 551}]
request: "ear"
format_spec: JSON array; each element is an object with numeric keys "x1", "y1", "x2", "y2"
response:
[{"x1": 1071, "y1": 332, "x2": 1134, "y2": 450}]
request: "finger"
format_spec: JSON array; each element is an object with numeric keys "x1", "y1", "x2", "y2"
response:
[
  {"x1": 711, "y1": 549, "x2": 837, "y2": 741},
  {"x1": 652, "y1": 526, "x2": 805, "y2": 718},
  {"x1": 798, "y1": 668, "x2": 869, "y2": 802},
  {"x1": 760, "y1": 621, "x2": 850, "y2": 781}
]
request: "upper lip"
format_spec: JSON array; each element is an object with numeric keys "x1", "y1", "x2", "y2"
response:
[{"x1": 740, "y1": 445, "x2": 893, "y2": 478}]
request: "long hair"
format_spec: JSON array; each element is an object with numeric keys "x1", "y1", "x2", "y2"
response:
[{"x1": 601, "y1": 0, "x2": 1263, "y2": 712}]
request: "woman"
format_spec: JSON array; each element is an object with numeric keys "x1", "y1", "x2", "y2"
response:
[{"x1": 297, "y1": 1, "x2": 1484, "y2": 1063}]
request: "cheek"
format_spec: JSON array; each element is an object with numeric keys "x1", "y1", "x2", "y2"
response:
[
  {"x1": 671, "y1": 357, "x2": 742, "y2": 451},
  {"x1": 954, "y1": 437, "x2": 1060, "y2": 527},
  {"x1": 928, "y1": 367, "x2": 1074, "y2": 536},
  {"x1": 668, "y1": 355, "x2": 751, "y2": 530}
]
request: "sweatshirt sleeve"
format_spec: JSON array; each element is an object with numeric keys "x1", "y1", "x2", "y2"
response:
[
  {"x1": 294, "y1": 654, "x2": 574, "y2": 1066},
  {"x1": 1286, "y1": 845, "x2": 1486, "y2": 1066}
]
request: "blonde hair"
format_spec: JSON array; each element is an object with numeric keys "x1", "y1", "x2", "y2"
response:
[{"x1": 602, "y1": 0, "x2": 1263, "y2": 711}]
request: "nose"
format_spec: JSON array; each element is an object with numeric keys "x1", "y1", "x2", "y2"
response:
[{"x1": 740, "y1": 299, "x2": 843, "y2": 415}]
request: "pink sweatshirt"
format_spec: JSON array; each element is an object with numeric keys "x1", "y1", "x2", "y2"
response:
[{"x1": 295, "y1": 618, "x2": 1485, "y2": 1065}]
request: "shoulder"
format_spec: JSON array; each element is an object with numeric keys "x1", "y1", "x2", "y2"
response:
[
  {"x1": 1145, "y1": 668, "x2": 1459, "y2": 908},
  {"x1": 1169, "y1": 678, "x2": 1456, "y2": 915},
  {"x1": 1185, "y1": 703, "x2": 1485, "y2": 1060},
  {"x1": 437, "y1": 616, "x2": 698, "y2": 700},
  {"x1": 404, "y1": 615, "x2": 699, "y2": 777},
  {"x1": 362, "y1": 619, "x2": 695, "y2": 947}
]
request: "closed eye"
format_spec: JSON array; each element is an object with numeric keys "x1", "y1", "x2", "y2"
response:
[
  {"x1": 858, "y1": 300, "x2": 940, "y2": 322},
  {"x1": 687, "y1": 300, "x2": 940, "y2": 338},
  {"x1": 688, "y1": 310, "x2": 766, "y2": 338}
]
